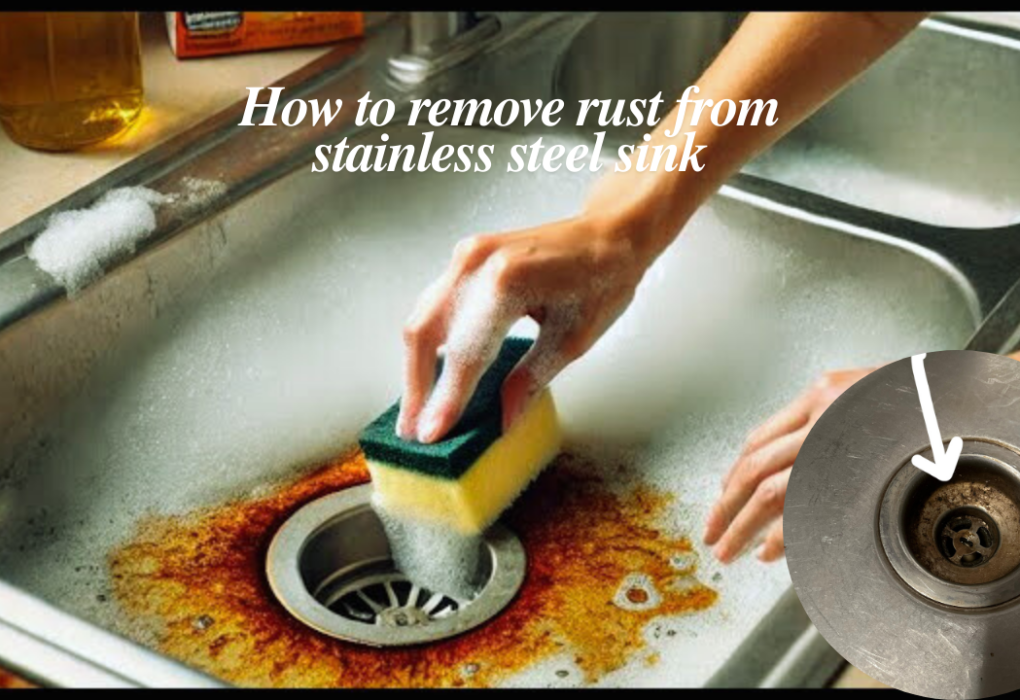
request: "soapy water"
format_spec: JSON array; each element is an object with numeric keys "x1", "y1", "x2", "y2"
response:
[
  {"x1": 176, "y1": 177, "x2": 228, "y2": 210},
  {"x1": 28, "y1": 187, "x2": 167, "y2": 294},
  {"x1": 374, "y1": 498, "x2": 485, "y2": 602},
  {"x1": 26, "y1": 179, "x2": 230, "y2": 297},
  {"x1": 0, "y1": 128, "x2": 977, "y2": 686}
]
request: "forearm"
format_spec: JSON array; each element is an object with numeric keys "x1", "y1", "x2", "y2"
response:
[{"x1": 593, "y1": 12, "x2": 927, "y2": 263}]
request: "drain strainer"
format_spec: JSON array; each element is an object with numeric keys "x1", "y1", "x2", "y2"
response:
[
  {"x1": 266, "y1": 484, "x2": 525, "y2": 646},
  {"x1": 879, "y1": 445, "x2": 1020, "y2": 607},
  {"x1": 318, "y1": 570, "x2": 461, "y2": 627},
  {"x1": 940, "y1": 512, "x2": 998, "y2": 567}
]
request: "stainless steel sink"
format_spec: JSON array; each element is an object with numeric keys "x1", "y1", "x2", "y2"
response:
[
  {"x1": 554, "y1": 12, "x2": 744, "y2": 132},
  {"x1": 556, "y1": 13, "x2": 1020, "y2": 229},
  {"x1": 0, "y1": 10, "x2": 1018, "y2": 689}
]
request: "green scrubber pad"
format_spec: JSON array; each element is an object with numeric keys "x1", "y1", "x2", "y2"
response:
[{"x1": 359, "y1": 337, "x2": 533, "y2": 480}]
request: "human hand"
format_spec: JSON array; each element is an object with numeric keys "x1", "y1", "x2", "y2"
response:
[
  {"x1": 397, "y1": 212, "x2": 656, "y2": 444},
  {"x1": 703, "y1": 366, "x2": 879, "y2": 563}
]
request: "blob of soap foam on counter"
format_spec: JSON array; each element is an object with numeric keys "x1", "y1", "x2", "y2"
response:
[
  {"x1": 360, "y1": 337, "x2": 562, "y2": 600},
  {"x1": 27, "y1": 187, "x2": 167, "y2": 295}
]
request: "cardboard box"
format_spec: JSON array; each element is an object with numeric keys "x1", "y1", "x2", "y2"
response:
[{"x1": 166, "y1": 12, "x2": 363, "y2": 59}]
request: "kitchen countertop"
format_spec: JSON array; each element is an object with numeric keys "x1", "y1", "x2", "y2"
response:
[{"x1": 0, "y1": 12, "x2": 344, "y2": 233}]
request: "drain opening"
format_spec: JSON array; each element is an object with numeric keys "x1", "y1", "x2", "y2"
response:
[
  {"x1": 938, "y1": 510, "x2": 999, "y2": 567},
  {"x1": 318, "y1": 570, "x2": 461, "y2": 627},
  {"x1": 896, "y1": 452, "x2": 1020, "y2": 588},
  {"x1": 266, "y1": 485, "x2": 526, "y2": 647}
]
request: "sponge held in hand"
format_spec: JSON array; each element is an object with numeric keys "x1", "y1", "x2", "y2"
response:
[{"x1": 360, "y1": 336, "x2": 562, "y2": 534}]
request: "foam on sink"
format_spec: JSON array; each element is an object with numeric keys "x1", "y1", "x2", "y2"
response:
[
  {"x1": 27, "y1": 187, "x2": 168, "y2": 295},
  {"x1": 374, "y1": 500, "x2": 485, "y2": 602},
  {"x1": 0, "y1": 129, "x2": 977, "y2": 688}
]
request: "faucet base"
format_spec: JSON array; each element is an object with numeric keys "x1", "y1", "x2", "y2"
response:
[{"x1": 389, "y1": 15, "x2": 501, "y2": 85}]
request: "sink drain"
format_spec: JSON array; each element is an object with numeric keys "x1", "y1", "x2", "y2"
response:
[
  {"x1": 879, "y1": 441, "x2": 1020, "y2": 608},
  {"x1": 939, "y1": 511, "x2": 998, "y2": 567},
  {"x1": 266, "y1": 485, "x2": 526, "y2": 646},
  {"x1": 319, "y1": 570, "x2": 460, "y2": 627}
]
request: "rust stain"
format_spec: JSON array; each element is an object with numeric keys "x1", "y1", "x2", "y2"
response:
[
  {"x1": 109, "y1": 450, "x2": 717, "y2": 688},
  {"x1": 0, "y1": 668, "x2": 34, "y2": 689},
  {"x1": 626, "y1": 588, "x2": 650, "y2": 604}
]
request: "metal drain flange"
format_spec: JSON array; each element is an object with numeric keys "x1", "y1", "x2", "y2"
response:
[
  {"x1": 879, "y1": 442, "x2": 1020, "y2": 608},
  {"x1": 266, "y1": 484, "x2": 526, "y2": 646}
]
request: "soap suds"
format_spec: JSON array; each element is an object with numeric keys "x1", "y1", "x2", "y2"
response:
[
  {"x1": 28, "y1": 187, "x2": 167, "y2": 294},
  {"x1": 173, "y1": 177, "x2": 228, "y2": 211},
  {"x1": 373, "y1": 498, "x2": 485, "y2": 601}
]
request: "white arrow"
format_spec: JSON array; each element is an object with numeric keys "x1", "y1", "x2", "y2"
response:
[{"x1": 910, "y1": 353, "x2": 962, "y2": 481}]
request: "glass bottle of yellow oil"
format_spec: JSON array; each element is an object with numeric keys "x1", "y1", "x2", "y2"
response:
[{"x1": 0, "y1": 12, "x2": 143, "y2": 151}]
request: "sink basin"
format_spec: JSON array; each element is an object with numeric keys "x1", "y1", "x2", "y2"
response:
[
  {"x1": 556, "y1": 13, "x2": 1020, "y2": 229},
  {"x1": 0, "y1": 126, "x2": 977, "y2": 687}
]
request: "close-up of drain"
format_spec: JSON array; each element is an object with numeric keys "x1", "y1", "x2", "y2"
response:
[
  {"x1": 879, "y1": 443, "x2": 1020, "y2": 607},
  {"x1": 266, "y1": 484, "x2": 526, "y2": 647},
  {"x1": 939, "y1": 511, "x2": 997, "y2": 568},
  {"x1": 787, "y1": 352, "x2": 1020, "y2": 698}
]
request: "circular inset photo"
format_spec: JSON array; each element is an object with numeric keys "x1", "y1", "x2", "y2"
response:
[{"x1": 786, "y1": 350, "x2": 1020, "y2": 700}]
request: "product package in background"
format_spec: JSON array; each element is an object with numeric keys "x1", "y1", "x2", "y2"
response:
[{"x1": 166, "y1": 12, "x2": 364, "y2": 59}]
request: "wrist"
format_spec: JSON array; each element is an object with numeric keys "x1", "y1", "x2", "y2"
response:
[
  {"x1": 571, "y1": 210, "x2": 664, "y2": 298},
  {"x1": 582, "y1": 158, "x2": 708, "y2": 270},
  {"x1": 587, "y1": 191, "x2": 691, "y2": 271}
]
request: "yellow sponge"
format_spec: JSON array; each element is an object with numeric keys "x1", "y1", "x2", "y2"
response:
[
  {"x1": 367, "y1": 389, "x2": 560, "y2": 534},
  {"x1": 359, "y1": 338, "x2": 562, "y2": 535}
]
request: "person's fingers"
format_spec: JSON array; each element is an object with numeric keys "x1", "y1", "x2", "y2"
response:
[
  {"x1": 449, "y1": 234, "x2": 499, "y2": 277},
  {"x1": 500, "y1": 314, "x2": 586, "y2": 432},
  {"x1": 397, "y1": 235, "x2": 504, "y2": 441},
  {"x1": 397, "y1": 279, "x2": 451, "y2": 440},
  {"x1": 704, "y1": 427, "x2": 807, "y2": 545},
  {"x1": 757, "y1": 517, "x2": 785, "y2": 562},
  {"x1": 725, "y1": 391, "x2": 813, "y2": 489},
  {"x1": 416, "y1": 353, "x2": 489, "y2": 443},
  {"x1": 713, "y1": 468, "x2": 790, "y2": 563},
  {"x1": 740, "y1": 388, "x2": 814, "y2": 456},
  {"x1": 416, "y1": 284, "x2": 518, "y2": 443},
  {"x1": 499, "y1": 354, "x2": 546, "y2": 435}
]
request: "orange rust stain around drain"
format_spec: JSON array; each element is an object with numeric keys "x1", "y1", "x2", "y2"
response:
[
  {"x1": 0, "y1": 668, "x2": 34, "y2": 689},
  {"x1": 109, "y1": 451, "x2": 717, "y2": 688}
]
